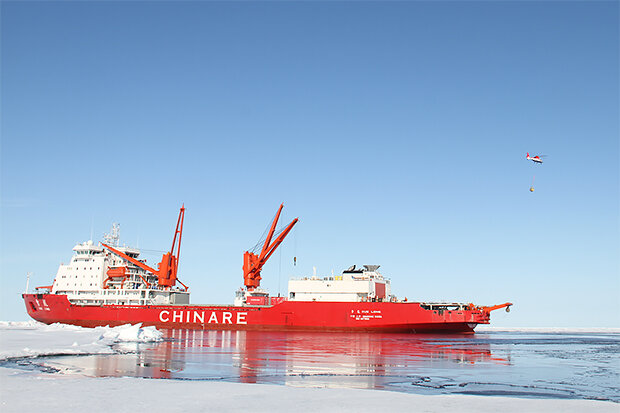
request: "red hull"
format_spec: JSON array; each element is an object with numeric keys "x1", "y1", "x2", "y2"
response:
[{"x1": 23, "y1": 293, "x2": 490, "y2": 333}]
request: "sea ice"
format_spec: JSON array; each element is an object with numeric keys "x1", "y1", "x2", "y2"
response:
[
  {"x1": 0, "y1": 322, "x2": 618, "y2": 412},
  {"x1": 0, "y1": 321, "x2": 162, "y2": 360},
  {"x1": 1, "y1": 366, "x2": 618, "y2": 413}
]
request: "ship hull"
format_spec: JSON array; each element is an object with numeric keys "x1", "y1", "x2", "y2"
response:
[{"x1": 23, "y1": 293, "x2": 490, "y2": 334}]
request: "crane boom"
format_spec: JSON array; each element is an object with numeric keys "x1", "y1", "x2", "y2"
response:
[
  {"x1": 243, "y1": 204, "x2": 298, "y2": 290},
  {"x1": 260, "y1": 219, "x2": 298, "y2": 266},
  {"x1": 101, "y1": 243, "x2": 158, "y2": 274},
  {"x1": 481, "y1": 302, "x2": 513, "y2": 313},
  {"x1": 101, "y1": 206, "x2": 187, "y2": 290},
  {"x1": 101, "y1": 242, "x2": 156, "y2": 287},
  {"x1": 258, "y1": 204, "x2": 284, "y2": 264},
  {"x1": 170, "y1": 205, "x2": 185, "y2": 267}
]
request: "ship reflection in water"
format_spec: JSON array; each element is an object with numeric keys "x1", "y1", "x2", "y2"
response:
[
  {"x1": 48, "y1": 330, "x2": 510, "y2": 391},
  {"x1": 40, "y1": 330, "x2": 620, "y2": 401}
]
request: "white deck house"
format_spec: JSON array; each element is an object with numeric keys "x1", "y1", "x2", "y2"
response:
[{"x1": 288, "y1": 265, "x2": 392, "y2": 302}]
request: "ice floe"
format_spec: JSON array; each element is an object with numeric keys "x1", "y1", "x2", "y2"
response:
[{"x1": 0, "y1": 321, "x2": 162, "y2": 360}]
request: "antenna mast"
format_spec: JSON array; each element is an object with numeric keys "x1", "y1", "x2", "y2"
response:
[
  {"x1": 103, "y1": 223, "x2": 120, "y2": 247},
  {"x1": 25, "y1": 272, "x2": 31, "y2": 294}
]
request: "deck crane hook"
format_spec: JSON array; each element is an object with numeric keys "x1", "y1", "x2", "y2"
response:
[{"x1": 243, "y1": 204, "x2": 298, "y2": 291}]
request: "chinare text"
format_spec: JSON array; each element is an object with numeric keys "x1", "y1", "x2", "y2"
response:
[{"x1": 158, "y1": 310, "x2": 248, "y2": 324}]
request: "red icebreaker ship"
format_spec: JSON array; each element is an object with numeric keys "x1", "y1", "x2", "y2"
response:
[{"x1": 23, "y1": 205, "x2": 512, "y2": 333}]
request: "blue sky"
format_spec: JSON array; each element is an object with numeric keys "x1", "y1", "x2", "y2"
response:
[{"x1": 1, "y1": 1, "x2": 618, "y2": 326}]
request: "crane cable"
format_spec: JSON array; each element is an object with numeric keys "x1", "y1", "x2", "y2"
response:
[
  {"x1": 249, "y1": 209, "x2": 289, "y2": 253},
  {"x1": 293, "y1": 225, "x2": 297, "y2": 267}
]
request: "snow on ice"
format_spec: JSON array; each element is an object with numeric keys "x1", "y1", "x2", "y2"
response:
[
  {"x1": 0, "y1": 321, "x2": 162, "y2": 360},
  {"x1": 0, "y1": 322, "x2": 618, "y2": 413}
]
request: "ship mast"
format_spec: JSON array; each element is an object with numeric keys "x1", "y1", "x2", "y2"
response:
[
  {"x1": 243, "y1": 204, "x2": 298, "y2": 291},
  {"x1": 103, "y1": 223, "x2": 120, "y2": 247}
]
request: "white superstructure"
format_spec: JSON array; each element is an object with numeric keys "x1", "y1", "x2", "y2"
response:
[
  {"x1": 287, "y1": 265, "x2": 393, "y2": 302},
  {"x1": 45, "y1": 225, "x2": 189, "y2": 306}
]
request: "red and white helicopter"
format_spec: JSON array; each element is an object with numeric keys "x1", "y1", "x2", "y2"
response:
[{"x1": 526, "y1": 152, "x2": 544, "y2": 164}]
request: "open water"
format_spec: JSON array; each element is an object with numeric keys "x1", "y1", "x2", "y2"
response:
[{"x1": 28, "y1": 329, "x2": 620, "y2": 402}]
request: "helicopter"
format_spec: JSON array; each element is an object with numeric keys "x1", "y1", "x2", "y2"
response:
[{"x1": 526, "y1": 152, "x2": 544, "y2": 164}]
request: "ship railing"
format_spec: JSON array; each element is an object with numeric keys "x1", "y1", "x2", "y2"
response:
[
  {"x1": 420, "y1": 303, "x2": 470, "y2": 311},
  {"x1": 34, "y1": 285, "x2": 52, "y2": 293}
]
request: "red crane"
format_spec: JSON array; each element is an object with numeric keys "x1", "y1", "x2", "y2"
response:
[
  {"x1": 102, "y1": 205, "x2": 188, "y2": 290},
  {"x1": 243, "y1": 204, "x2": 298, "y2": 291}
]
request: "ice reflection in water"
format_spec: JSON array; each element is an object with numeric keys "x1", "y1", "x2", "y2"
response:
[{"x1": 42, "y1": 330, "x2": 619, "y2": 402}]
